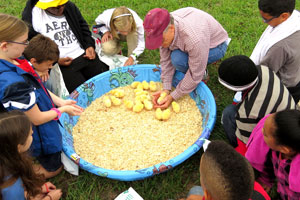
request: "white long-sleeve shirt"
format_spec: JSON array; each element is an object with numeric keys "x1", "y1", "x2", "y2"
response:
[{"x1": 95, "y1": 8, "x2": 145, "y2": 58}]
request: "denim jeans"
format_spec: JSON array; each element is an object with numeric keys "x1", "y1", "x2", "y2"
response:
[
  {"x1": 221, "y1": 104, "x2": 238, "y2": 147},
  {"x1": 170, "y1": 41, "x2": 228, "y2": 73}
]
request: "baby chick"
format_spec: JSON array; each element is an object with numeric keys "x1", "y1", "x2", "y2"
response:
[
  {"x1": 110, "y1": 96, "x2": 122, "y2": 106},
  {"x1": 133, "y1": 103, "x2": 144, "y2": 113},
  {"x1": 172, "y1": 101, "x2": 180, "y2": 113},
  {"x1": 103, "y1": 96, "x2": 111, "y2": 108},
  {"x1": 136, "y1": 83, "x2": 144, "y2": 90},
  {"x1": 124, "y1": 100, "x2": 134, "y2": 110},
  {"x1": 155, "y1": 108, "x2": 163, "y2": 120},
  {"x1": 114, "y1": 89, "x2": 125, "y2": 98},
  {"x1": 131, "y1": 81, "x2": 140, "y2": 89},
  {"x1": 143, "y1": 100, "x2": 153, "y2": 111},
  {"x1": 149, "y1": 81, "x2": 157, "y2": 92},
  {"x1": 162, "y1": 108, "x2": 171, "y2": 121},
  {"x1": 157, "y1": 92, "x2": 167, "y2": 104},
  {"x1": 142, "y1": 81, "x2": 149, "y2": 90}
]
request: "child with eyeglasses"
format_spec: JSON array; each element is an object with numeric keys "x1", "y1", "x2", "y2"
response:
[
  {"x1": 0, "y1": 13, "x2": 83, "y2": 179},
  {"x1": 95, "y1": 6, "x2": 145, "y2": 66}
]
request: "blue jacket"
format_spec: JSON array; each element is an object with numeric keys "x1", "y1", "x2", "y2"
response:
[{"x1": 0, "y1": 59, "x2": 62, "y2": 156}]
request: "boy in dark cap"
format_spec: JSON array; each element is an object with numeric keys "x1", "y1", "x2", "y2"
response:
[{"x1": 219, "y1": 55, "x2": 295, "y2": 150}]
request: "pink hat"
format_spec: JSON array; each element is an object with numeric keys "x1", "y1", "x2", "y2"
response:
[{"x1": 143, "y1": 8, "x2": 170, "y2": 49}]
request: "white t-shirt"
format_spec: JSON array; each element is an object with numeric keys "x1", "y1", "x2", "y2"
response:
[
  {"x1": 95, "y1": 8, "x2": 145, "y2": 57},
  {"x1": 32, "y1": 6, "x2": 84, "y2": 59}
]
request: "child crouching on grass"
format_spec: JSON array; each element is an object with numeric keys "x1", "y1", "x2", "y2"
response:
[
  {"x1": 95, "y1": 6, "x2": 145, "y2": 66},
  {"x1": 175, "y1": 140, "x2": 270, "y2": 200},
  {"x1": 0, "y1": 14, "x2": 83, "y2": 179},
  {"x1": 246, "y1": 109, "x2": 300, "y2": 200},
  {"x1": 0, "y1": 111, "x2": 62, "y2": 200}
]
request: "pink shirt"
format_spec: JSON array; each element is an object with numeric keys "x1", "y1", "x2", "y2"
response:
[{"x1": 160, "y1": 7, "x2": 228, "y2": 100}]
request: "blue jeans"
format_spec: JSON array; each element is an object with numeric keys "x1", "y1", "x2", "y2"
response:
[
  {"x1": 221, "y1": 104, "x2": 238, "y2": 147},
  {"x1": 170, "y1": 41, "x2": 228, "y2": 73}
]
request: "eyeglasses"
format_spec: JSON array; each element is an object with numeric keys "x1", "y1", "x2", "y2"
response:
[
  {"x1": 6, "y1": 40, "x2": 29, "y2": 45},
  {"x1": 262, "y1": 15, "x2": 279, "y2": 23}
]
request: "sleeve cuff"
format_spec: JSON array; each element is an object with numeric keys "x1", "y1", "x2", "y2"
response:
[
  {"x1": 163, "y1": 81, "x2": 172, "y2": 91},
  {"x1": 170, "y1": 90, "x2": 183, "y2": 100}
]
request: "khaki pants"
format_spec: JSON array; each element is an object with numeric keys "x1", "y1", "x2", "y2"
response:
[{"x1": 101, "y1": 31, "x2": 138, "y2": 56}]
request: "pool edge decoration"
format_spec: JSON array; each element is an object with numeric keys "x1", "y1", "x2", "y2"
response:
[{"x1": 60, "y1": 64, "x2": 216, "y2": 181}]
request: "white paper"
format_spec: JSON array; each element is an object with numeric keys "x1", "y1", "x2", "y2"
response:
[{"x1": 114, "y1": 187, "x2": 143, "y2": 200}]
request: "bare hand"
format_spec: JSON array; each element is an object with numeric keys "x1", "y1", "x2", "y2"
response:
[
  {"x1": 61, "y1": 100, "x2": 77, "y2": 106},
  {"x1": 101, "y1": 31, "x2": 113, "y2": 43},
  {"x1": 83, "y1": 47, "x2": 96, "y2": 60},
  {"x1": 62, "y1": 105, "x2": 84, "y2": 116},
  {"x1": 41, "y1": 182, "x2": 56, "y2": 193},
  {"x1": 154, "y1": 94, "x2": 173, "y2": 109},
  {"x1": 152, "y1": 90, "x2": 171, "y2": 109},
  {"x1": 36, "y1": 70, "x2": 50, "y2": 82},
  {"x1": 123, "y1": 56, "x2": 134, "y2": 66},
  {"x1": 58, "y1": 57, "x2": 73, "y2": 66},
  {"x1": 47, "y1": 189, "x2": 62, "y2": 200}
]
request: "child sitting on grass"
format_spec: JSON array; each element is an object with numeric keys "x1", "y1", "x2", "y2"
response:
[
  {"x1": 0, "y1": 14, "x2": 83, "y2": 179},
  {"x1": 0, "y1": 110, "x2": 62, "y2": 200},
  {"x1": 177, "y1": 140, "x2": 270, "y2": 200},
  {"x1": 246, "y1": 109, "x2": 300, "y2": 199}
]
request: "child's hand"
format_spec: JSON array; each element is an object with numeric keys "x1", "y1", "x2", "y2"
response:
[
  {"x1": 58, "y1": 57, "x2": 73, "y2": 66},
  {"x1": 84, "y1": 47, "x2": 96, "y2": 60},
  {"x1": 46, "y1": 189, "x2": 62, "y2": 200},
  {"x1": 123, "y1": 57, "x2": 134, "y2": 66},
  {"x1": 61, "y1": 105, "x2": 84, "y2": 116},
  {"x1": 36, "y1": 70, "x2": 50, "y2": 82},
  {"x1": 42, "y1": 182, "x2": 56, "y2": 193},
  {"x1": 61, "y1": 100, "x2": 77, "y2": 106},
  {"x1": 101, "y1": 31, "x2": 113, "y2": 43}
]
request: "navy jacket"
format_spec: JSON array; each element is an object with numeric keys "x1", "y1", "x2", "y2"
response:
[{"x1": 0, "y1": 59, "x2": 62, "y2": 156}]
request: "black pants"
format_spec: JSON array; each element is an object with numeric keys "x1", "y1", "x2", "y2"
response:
[
  {"x1": 288, "y1": 81, "x2": 300, "y2": 103},
  {"x1": 60, "y1": 54, "x2": 109, "y2": 93}
]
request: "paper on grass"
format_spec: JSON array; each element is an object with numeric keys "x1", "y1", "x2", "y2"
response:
[{"x1": 114, "y1": 187, "x2": 143, "y2": 200}]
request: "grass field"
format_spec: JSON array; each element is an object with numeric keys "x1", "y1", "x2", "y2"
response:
[{"x1": 1, "y1": 0, "x2": 299, "y2": 199}]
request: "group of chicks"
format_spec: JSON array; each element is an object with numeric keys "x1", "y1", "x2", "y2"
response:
[{"x1": 102, "y1": 81, "x2": 181, "y2": 121}]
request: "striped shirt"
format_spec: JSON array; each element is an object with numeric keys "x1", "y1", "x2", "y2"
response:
[
  {"x1": 160, "y1": 7, "x2": 228, "y2": 100},
  {"x1": 236, "y1": 65, "x2": 296, "y2": 143}
]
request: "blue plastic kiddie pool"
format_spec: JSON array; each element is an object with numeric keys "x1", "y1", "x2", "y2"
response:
[{"x1": 59, "y1": 64, "x2": 216, "y2": 181}]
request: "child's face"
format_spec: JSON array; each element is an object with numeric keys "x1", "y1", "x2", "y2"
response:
[
  {"x1": 33, "y1": 60, "x2": 55, "y2": 73},
  {"x1": 18, "y1": 127, "x2": 33, "y2": 153},
  {"x1": 116, "y1": 24, "x2": 132, "y2": 36},
  {"x1": 262, "y1": 114, "x2": 281, "y2": 151},
  {"x1": 4, "y1": 33, "x2": 28, "y2": 60}
]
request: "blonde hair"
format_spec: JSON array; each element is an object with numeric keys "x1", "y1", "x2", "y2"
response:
[
  {"x1": 110, "y1": 6, "x2": 136, "y2": 39},
  {"x1": 0, "y1": 13, "x2": 28, "y2": 42}
]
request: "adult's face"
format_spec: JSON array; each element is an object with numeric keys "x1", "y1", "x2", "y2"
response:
[{"x1": 259, "y1": 10, "x2": 290, "y2": 27}]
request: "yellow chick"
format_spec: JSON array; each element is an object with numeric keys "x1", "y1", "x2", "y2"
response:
[
  {"x1": 133, "y1": 103, "x2": 144, "y2": 113},
  {"x1": 135, "y1": 91, "x2": 144, "y2": 97},
  {"x1": 149, "y1": 83, "x2": 157, "y2": 92},
  {"x1": 157, "y1": 92, "x2": 167, "y2": 104},
  {"x1": 162, "y1": 108, "x2": 171, "y2": 121},
  {"x1": 155, "y1": 108, "x2": 163, "y2": 120},
  {"x1": 110, "y1": 96, "x2": 122, "y2": 106},
  {"x1": 103, "y1": 96, "x2": 111, "y2": 108},
  {"x1": 131, "y1": 81, "x2": 140, "y2": 89},
  {"x1": 172, "y1": 101, "x2": 180, "y2": 113},
  {"x1": 124, "y1": 100, "x2": 134, "y2": 110},
  {"x1": 143, "y1": 100, "x2": 153, "y2": 111},
  {"x1": 109, "y1": 89, "x2": 117, "y2": 95},
  {"x1": 142, "y1": 81, "x2": 149, "y2": 90},
  {"x1": 136, "y1": 83, "x2": 144, "y2": 90},
  {"x1": 114, "y1": 89, "x2": 125, "y2": 98}
]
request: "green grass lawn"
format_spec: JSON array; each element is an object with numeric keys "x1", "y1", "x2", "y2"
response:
[{"x1": 1, "y1": 1, "x2": 299, "y2": 199}]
